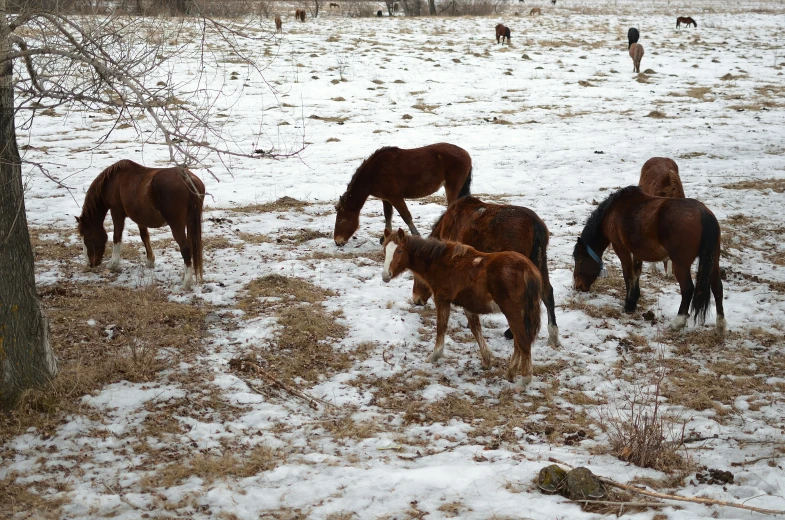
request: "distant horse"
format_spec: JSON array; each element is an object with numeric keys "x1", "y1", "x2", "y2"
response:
[
  {"x1": 333, "y1": 143, "x2": 472, "y2": 246},
  {"x1": 676, "y1": 16, "x2": 697, "y2": 28},
  {"x1": 377, "y1": 9, "x2": 383, "y2": 16},
  {"x1": 495, "y1": 24, "x2": 511, "y2": 44},
  {"x1": 295, "y1": 8, "x2": 305, "y2": 21},
  {"x1": 551, "y1": 0, "x2": 556, "y2": 4},
  {"x1": 329, "y1": 2, "x2": 339, "y2": 7},
  {"x1": 530, "y1": 7, "x2": 541, "y2": 15},
  {"x1": 638, "y1": 157, "x2": 685, "y2": 274},
  {"x1": 394, "y1": 2, "x2": 399, "y2": 11},
  {"x1": 412, "y1": 196, "x2": 560, "y2": 347},
  {"x1": 383, "y1": 229, "x2": 542, "y2": 386},
  {"x1": 275, "y1": 15, "x2": 282, "y2": 33},
  {"x1": 629, "y1": 42, "x2": 644, "y2": 73},
  {"x1": 76, "y1": 160, "x2": 205, "y2": 289},
  {"x1": 300, "y1": 9, "x2": 306, "y2": 21},
  {"x1": 572, "y1": 186, "x2": 725, "y2": 333},
  {"x1": 627, "y1": 27, "x2": 639, "y2": 49}
]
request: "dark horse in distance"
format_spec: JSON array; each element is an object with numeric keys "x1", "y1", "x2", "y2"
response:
[
  {"x1": 76, "y1": 160, "x2": 205, "y2": 289},
  {"x1": 572, "y1": 186, "x2": 725, "y2": 333}
]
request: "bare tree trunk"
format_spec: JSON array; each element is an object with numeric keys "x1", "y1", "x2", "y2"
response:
[
  {"x1": 428, "y1": 0, "x2": 436, "y2": 15},
  {"x1": 313, "y1": 0, "x2": 320, "y2": 18},
  {"x1": 0, "y1": 0, "x2": 57, "y2": 410}
]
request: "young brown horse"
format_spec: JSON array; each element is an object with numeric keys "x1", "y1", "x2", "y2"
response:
[
  {"x1": 639, "y1": 157, "x2": 685, "y2": 274},
  {"x1": 676, "y1": 16, "x2": 697, "y2": 28},
  {"x1": 383, "y1": 229, "x2": 542, "y2": 386},
  {"x1": 334, "y1": 143, "x2": 472, "y2": 246},
  {"x1": 629, "y1": 42, "x2": 644, "y2": 73},
  {"x1": 529, "y1": 7, "x2": 541, "y2": 15},
  {"x1": 411, "y1": 196, "x2": 559, "y2": 347},
  {"x1": 76, "y1": 160, "x2": 205, "y2": 289},
  {"x1": 572, "y1": 186, "x2": 725, "y2": 333},
  {"x1": 275, "y1": 15, "x2": 282, "y2": 33},
  {"x1": 495, "y1": 24, "x2": 511, "y2": 44}
]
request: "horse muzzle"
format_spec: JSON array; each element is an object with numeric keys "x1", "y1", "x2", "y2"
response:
[
  {"x1": 334, "y1": 237, "x2": 347, "y2": 247},
  {"x1": 382, "y1": 271, "x2": 391, "y2": 283}
]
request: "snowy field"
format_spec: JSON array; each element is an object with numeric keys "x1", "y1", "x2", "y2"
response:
[{"x1": 5, "y1": 0, "x2": 785, "y2": 518}]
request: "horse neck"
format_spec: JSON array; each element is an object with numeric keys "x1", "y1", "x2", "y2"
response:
[
  {"x1": 402, "y1": 238, "x2": 447, "y2": 282},
  {"x1": 81, "y1": 174, "x2": 114, "y2": 227},
  {"x1": 343, "y1": 166, "x2": 373, "y2": 210}
]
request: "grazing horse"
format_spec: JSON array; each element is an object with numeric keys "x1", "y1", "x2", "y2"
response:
[
  {"x1": 412, "y1": 196, "x2": 560, "y2": 347},
  {"x1": 383, "y1": 229, "x2": 542, "y2": 386},
  {"x1": 377, "y1": 9, "x2": 383, "y2": 16},
  {"x1": 495, "y1": 24, "x2": 511, "y2": 44},
  {"x1": 572, "y1": 186, "x2": 725, "y2": 333},
  {"x1": 76, "y1": 160, "x2": 205, "y2": 289},
  {"x1": 629, "y1": 42, "x2": 644, "y2": 73},
  {"x1": 627, "y1": 27, "x2": 639, "y2": 49},
  {"x1": 394, "y1": 2, "x2": 399, "y2": 11},
  {"x1": 275, "y1": 15, "x2": 282, "y2": 33},
  {"x1": 333, "y1": 143, "x2": 472, "y2": 246},
  {"x1": 329, "y1": 2, "x2": 339, "y2": 7},
  {"x1": 638, "y1": 157, "x2": 685, "y2": 275},
  {"x1": 551, "y1": 0, "x2": 556, "y2": 4},
  {"x1": 530, "y1": 7, "x2": 541, "y2": 15},
  {"x1": 676, "y1": 16, "x2": 697, "y2": 28}
]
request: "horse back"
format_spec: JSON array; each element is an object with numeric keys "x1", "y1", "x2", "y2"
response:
[
  {"x1": 639, "y1": 157, "x2": 685, "y2": 199},
  {"x1": 368, "y1": 143, "x2": 471, "y2": 198}
]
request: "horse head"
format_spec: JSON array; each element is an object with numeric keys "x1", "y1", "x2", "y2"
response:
[
  {"x1": 572, "y1": 236, "x2": 605, "y2": 291},
  {"x1": 75, "y1": 215, "x2": 108, "y2": 267},
  {"x1": 334, "y1": 193, "x2": 360, "y2": 246},
  {"x1": 382, "y1": 228, "x2": 408, "y2": 283}
]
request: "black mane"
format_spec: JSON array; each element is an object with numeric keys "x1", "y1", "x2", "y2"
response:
[{"x1": 579, "y1": 185, "x2": 641, "y2": 248}]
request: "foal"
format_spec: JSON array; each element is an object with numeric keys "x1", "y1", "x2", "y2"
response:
[
  {"x1": 638, "y1": 157, "x2": 685, "y2": 274},
  {"x1": 629, "y1": 42, "x2": 644, "y2": 73},
  {"x1": 495, "y1": 24, "x2": 511, "y2": 44},
  {"x1": 275, "y1": 15, "x2": 282, "y2": 33},
  {"x1": 383, "y1": 229, "x2": 542, "y2": 386},
  {"x1": 530, "y1": 7, "x2": 541, "y2": 15}
]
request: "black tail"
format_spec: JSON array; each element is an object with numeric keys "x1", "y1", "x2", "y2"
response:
[
  {"x1": 529, "y1": 217, "x2": 547, "y2": 269},
  {"x1": 691, "y1": 211, "x2": 720, "y2": 325},
  {"x1": 187, "y1": 188, "x2": 204, "y2": 282},
  {"x1": 458, "y1": 167, "x2": 472, "y2": 199}
]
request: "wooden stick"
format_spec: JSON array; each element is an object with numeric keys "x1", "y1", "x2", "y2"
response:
[
  {"x1": 233, "y1": 360, "x2": 335, "y2": 410},
  {"x1": 545, "y1": 457, "x2": 785, "y2": 516},
  {"x1": 575, "y1": 500, "x2": 665, "y2": 508}
]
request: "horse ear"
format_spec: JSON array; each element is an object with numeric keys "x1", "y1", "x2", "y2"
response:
[
  {"x1": 75, "y1": 216, "x2": 81, "y2": 223},
  {"x1": 576, "y1": 236, "x2": 586, "y2": 251},
  {"x1": 397, "y1": 228, "x2": 405, "y2": 241},
  {"x1": 383, "y1": 228, "x2": 391, "y2": 239}
]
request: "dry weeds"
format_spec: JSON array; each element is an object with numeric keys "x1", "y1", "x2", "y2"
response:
[{"x1": 226, "y1": 196, "x2": 310, "y2": 214}]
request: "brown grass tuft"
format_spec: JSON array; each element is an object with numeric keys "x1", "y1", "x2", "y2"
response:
[{"x1": 226, "y1": 196, "x2": 309, "y2": 214}]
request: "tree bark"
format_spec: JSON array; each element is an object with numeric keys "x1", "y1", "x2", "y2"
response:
[
  {"x1": 0, "y1": 0, "x2": 58, "y2": 409},
  {"x1": 428, "y1": 0, "x2": 436, "y2": 15}
]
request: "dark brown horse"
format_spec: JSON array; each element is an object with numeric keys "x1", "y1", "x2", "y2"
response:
[
  {"x1": 639, "y1": 157, "x2": 685, "y2": 274},
  {"x1": 572, "y1": 186, "x2": 725, "y2": 333},
  {"x1": 275, "y1": 15, "x2": 282, "y2": 33},
  {"x1": 412, "y1": 196, "x2": 559, "y2": 347},
  {"x1": 76, "y1": 160, "x2": 205, "y2": 289},
  {"x1": 676, "y1": 16, "x2": 697, "y2": 28},
  {"x1": 334, "y1": 143, "x2": 472, "y2": 246},
  {"x1": 495, "y1": 24, "x2": 511, "y2": 44},
  {"x1": 383, "y1": 229, "x2": 542, "y2": 386}
]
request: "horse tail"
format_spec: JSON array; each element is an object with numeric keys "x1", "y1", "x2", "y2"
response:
[
  {"x1": 691, "y1": 210, "x2": 720, "y2": 325},
  {"x1": 458, "y1": 167, "x2": 472, "y2": 199},
  {"x1": 521, "y1": 265, "x2": 543, "y2": 349},
  {"x1": 187, "y1": 183, "x2": 205, "y2": 282}
]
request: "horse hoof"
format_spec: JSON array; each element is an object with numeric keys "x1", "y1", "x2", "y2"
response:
[
  {"x1": 503, "y1": 328, "x2": 513, "y2": 340},
  {"x1": 145, "y1": 259, "x2": 155, "y2": 268},
  {"x1": 548, "y1": 324, "x2": 561, "y2": 348},
  {"x1": 716, "y1": 316, "x2": 727, "y2": 335},
  {"x1": 669, "y1": 315, "x2": 688, "y2": 331},
  {"x1": 427, "y1": 352, "x2": 442, "y2": 363}
]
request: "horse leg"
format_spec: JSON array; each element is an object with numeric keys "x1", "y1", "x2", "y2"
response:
[
  {"x1": 613, "y1": 246, "x2": 637, "y2": 313},
  {"x1": 464, "y1": 309, "x2": 492, "y2": 369},
  {"x1": 428, "y1": 298, "x2": 451, "y2": 363},
  {"x1": 108, "y1": 209, "x2": 126, "y2": 270},
  {"x1": 169, "y1": 225, "x2": 194, "y2": 290},
  {"x1": 711, "y1": 259, "x2": 726, "y2": 335},
  {"x1": 670, "y1": 261, "x2": 694, "y2": 331},
  {"x1": 500, "y1": 306, "x2": 532, "y2": 387},
  {"x1": 139, "y1": 227, "x2": 155, "y2": 268},
  {"x1": 538, "y1": 258, "x2": 560, "y2": 348},
  {"x1": 389, "y1": 197, "x2": 420, "y2": 236},
  {"x1": 379, "y1": 200, "x2": 393, "y2": 244}
]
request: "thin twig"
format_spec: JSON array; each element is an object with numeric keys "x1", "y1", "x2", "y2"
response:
[
  {"x1": 102, "y1": 483, "x2": 148, "y2": 511},
  {"x1": 232, "y1": 360, "x2": 335, "y2": 410}
]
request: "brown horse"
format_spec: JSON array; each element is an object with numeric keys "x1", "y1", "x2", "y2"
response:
[
  {"x1": 329, "y1": 2, "x2": 339, "y2": 7},
  {"x1": 530, "y1": 7, "x2": 541, "y2": 15},
  {"x1": 629, "y1": 42, "x2": 644, "y2": 73},
  {"x1": 275, "y1": 15, "x2": 282, "y2": 33},
  {"x1": 676, "y1": 16, "x2": 697, "y2": 28},
  {"x1": 572, "y1": 186, "x2": 725, "y2": 333},
  {"x1": 334, "y1": 143, "x2": 472, "y2": 246},
  {"x1": 383, "y1": 229, "x2": 542, "y2": 386},
  {"x1": 495, "y1": 24, "x2": 511, "y2": 44},
  {"x1": 412, "y1": 196, "x2": 559, "y2": 347},
  {"x1": 300, "y1": 9, "x2": 306, "y2": 21},
  {"x1": 76, "y1": 160, "x2": 205, "y2": 289},
  {"x1": 639, "y1": 157, "x2": 685, "y2": 274}
]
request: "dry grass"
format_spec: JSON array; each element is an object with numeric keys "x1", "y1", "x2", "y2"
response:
[
  {"x1": 646, "y1": 110, "x2": 667, "y2": 118},
  {"x1": 236, "y1": 275, "x2": 351, "y2": 385},
  {"x1": 139, "y1": 444, "x2": 279, "y2": 489},
  {"x1": 723, "y1": 178, "x2": 785, "y2": 193},
  {"x1": 0, "y1": 473, "x2": 68, "y2": 519},
  {"x1": 226, "y1": 196, "x2": 310, "y2": 214},
  {"x1": 0, "y1": 283, "x2": 207, "y2": 442}
]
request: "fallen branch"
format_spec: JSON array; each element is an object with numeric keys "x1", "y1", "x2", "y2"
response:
[
  {"x1": 546, "y1": 457, "x2": 785, "y2": 516},
  {"x1": 103, "y1": 483, "x2": 148, "y2": 511},
  {"x1": 229, "y1": 357, "x2": 335, "y2": 410}
]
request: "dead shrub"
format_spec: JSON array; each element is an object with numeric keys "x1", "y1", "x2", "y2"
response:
[{"x1": 227, "y1": 196, "x2": 309, "y2": 214}]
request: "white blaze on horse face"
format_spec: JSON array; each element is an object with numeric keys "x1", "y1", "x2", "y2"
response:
[{"x1": 382, "y1": 241, "x2": 397, "y2": 282}]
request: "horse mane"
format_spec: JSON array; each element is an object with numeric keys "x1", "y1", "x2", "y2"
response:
[
  {"x1": 81, "y1": 160, "x2": 139, "y2": 221},
  {"x1": 405, "y1": 235, "x2": 448, "y2": 265},
  {"x1": 579, "y1": 185, "x2": 641, "y2": 247},
  {"x1": 342, "y1": 146, "x2": 399, "y2": 199}
]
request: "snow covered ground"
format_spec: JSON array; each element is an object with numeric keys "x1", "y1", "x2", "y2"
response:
[{"x1": 5, "y1": 0, "x2": 785, "y2": 518}]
